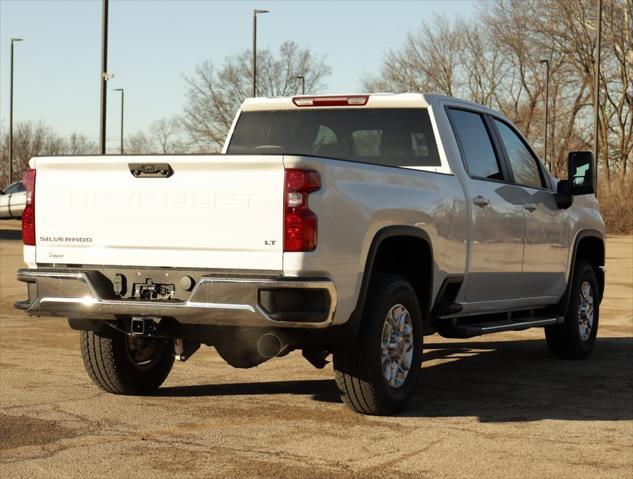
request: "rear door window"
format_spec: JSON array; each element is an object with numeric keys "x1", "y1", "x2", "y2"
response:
[
  {"x1": 228, "y1": 108, "x2": 441, "y2": 168},
  {"x1": 446, "y1": 108, "x2": 503, "y2": 181}
]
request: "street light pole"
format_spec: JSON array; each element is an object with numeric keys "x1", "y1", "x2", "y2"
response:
[
  {"x1": 99, "y1": 0, "x2": 109, "y2": 155},
  {"x1": 540, "y1": 59, "x2": 549, "y2": 169},
  {"x1": 296, "y1": 75, "x2": 305, "y2": 95},
  {"x1": 593, "y1": 0, "x2": 603, "y2": 194},
  {"x1": 114, "y1": 88, "x2": 124, "y2": 154},
  {"x1": 252, "y1": 9, "x2": 269, "y2": 97},
  {"x1": 9, "y1": 38, "x2": 23, "y2": 185}
]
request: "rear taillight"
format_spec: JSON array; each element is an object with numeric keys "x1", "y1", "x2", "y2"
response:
[
  {"x1": 22, "y1": 168, "x2": 36, "y2": 246},
  {"x1": 284, "y1": 169, "x2": 320, "y2": 252}
]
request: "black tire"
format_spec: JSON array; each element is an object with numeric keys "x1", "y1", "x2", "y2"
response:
[
  {"x1": 545, "y1": 260, "x2": 600, "y2": 359},
  {"x1": 80, "y1": 328, "x2": 174, "y2": 394},
  {"x1": 333, "y1": 274, "x2": 423, "y2": 415}
]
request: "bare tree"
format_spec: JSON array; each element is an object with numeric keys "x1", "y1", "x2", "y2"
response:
[
  {"x1": 120, "y1": 117, "x2": 188, "y2": 154},
  {"x1": 364, "y1": 16, "x2": 464, "y2": 94},
  {"x1": 0, "y1": 121, "x2": 65, "y2": 186},
  {"x1": 67, "y1": 133, "x2": 98, "y2": 155},
  {"x1": 181, "y1": 40, "x2": 331, "y2": 150},
  {"x1": 364, "y1": 0, "x2": 632, "y2": 181},
  {"x1": 150, "y1": 117, "x2": 187, "y2": 154},
  {"x1": 461, "y1": 21, "x2": 507, "y2": 108},
  {"x1": 124, "y1": 131, "x2": 153, "y2": 155}
]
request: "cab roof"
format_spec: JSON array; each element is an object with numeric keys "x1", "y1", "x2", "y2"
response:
[
  {"x1": 239, "y1": 92, "x2": 502, "y2": 118},
  {"x1": 240, "y1": 93, "x2": 430, "y2": 111}
]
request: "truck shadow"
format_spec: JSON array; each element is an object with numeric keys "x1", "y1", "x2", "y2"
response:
[
  {"x1": 156, "y1": 336, "x2": 633, "y2": 422},
  {"x1": 157, "y1": 378, "x2": 338, "y2": 402},
  {"x1": 405, "y1": 336, "x2": 633, "y2": 421}
]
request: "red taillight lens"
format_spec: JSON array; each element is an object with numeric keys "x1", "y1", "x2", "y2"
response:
[
  {"x1": 285, "y1": 208, "x2": 317, "y2": 252},
  {"x1": 22, "y1": 169, "x2": 36, "y2": 246},
  {"x1": 285, "y1": 169, "x2": 320, "y2": 193},
  {"x1": 284, "y1": 169, "x2": 320, "y2": 252}
]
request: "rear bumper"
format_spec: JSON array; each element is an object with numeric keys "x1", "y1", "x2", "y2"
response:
[{"x1": 15, "y1": 269, "x2": 337, "y2": 329}]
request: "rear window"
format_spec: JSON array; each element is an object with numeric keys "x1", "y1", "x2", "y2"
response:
[{"x1": 227, "y1": 108, "x2": 441, "y2": 168}]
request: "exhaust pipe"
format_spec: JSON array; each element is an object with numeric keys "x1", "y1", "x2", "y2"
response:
[
  {"x1": 256, "y1": 332, "x2": 288, "y2": 359},
  {"x1": 215, "y1": 329, "x2": 292, "y2": 368}
]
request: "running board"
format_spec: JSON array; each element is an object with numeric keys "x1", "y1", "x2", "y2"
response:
[{"x1": 444, "y1": 316, "x2": 562, "y2": 338}]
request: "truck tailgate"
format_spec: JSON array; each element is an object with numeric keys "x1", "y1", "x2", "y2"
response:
[{"x1": 33, "y1": 155, "x2": 285, "y2": 271}]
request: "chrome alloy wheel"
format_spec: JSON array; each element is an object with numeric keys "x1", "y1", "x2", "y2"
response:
[
  {"x1": 577, "y1": 281, "x2": 595, "y2": 341},
  {"x1": 381, "y1": 304, "x2": 414, "y2": 388}
]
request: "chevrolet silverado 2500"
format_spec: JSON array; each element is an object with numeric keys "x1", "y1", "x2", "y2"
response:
[{"x1": 16, "y1": 93, "x2": 605, "y2": 415}]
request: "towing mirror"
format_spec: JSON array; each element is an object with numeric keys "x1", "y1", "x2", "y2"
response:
[{"x1": 568, "y1": 151, "x2": 595, "y2": 196}]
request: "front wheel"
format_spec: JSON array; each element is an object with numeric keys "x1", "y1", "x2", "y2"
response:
[
  {"x1": 333, "y1": 275, "x2": 423, "y2": 415},
  {"x1": 545, "y1": 260, "x2": 600, "y2": 359},
  {"x1": 80, "y1": 328, "x2": 174, "y2": 394}
]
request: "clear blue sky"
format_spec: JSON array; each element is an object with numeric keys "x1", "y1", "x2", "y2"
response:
[{"x1": 1, "y1": 0, "x2": 477, "y2": 149}]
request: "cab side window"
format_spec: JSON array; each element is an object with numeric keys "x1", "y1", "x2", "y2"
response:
[
  {"x1": 447, "y1": 108, "x2": 503, "y2": 181},
  {"x1": 494, "y1": 120, "x2": 545, "y2": 189}
]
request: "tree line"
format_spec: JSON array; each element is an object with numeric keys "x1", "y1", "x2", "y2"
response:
[{"x1": 0, "y1": 116, "x2": 186, "y2": 184}]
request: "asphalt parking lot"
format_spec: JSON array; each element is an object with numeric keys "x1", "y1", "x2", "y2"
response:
[{"x1": 1, "y1": 219, "x2": 632, "y2": 478}]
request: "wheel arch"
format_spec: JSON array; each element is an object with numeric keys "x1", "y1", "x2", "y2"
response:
[
  {"x1": 346, "y1": 226, "x2": 434, "y2": 338},
  {"x1": 555, "y1": 229, "x2": 605, "y2": 315}
]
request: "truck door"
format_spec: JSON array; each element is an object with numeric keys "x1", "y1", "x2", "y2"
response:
[
  {"x1": 446, "y1": 108, "x2": 524, "y2": 302},
  {"x1": 491, "y1": 118, "x2": 568, "y2": 299}
]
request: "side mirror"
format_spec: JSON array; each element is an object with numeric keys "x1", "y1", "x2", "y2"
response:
[{"x1": 568, "y1": 151, "x2": 595, "y2": 196}]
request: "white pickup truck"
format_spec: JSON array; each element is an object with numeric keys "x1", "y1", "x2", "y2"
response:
[{"x1": 16, "y1": 93, "x2": 605, "y2": 415}]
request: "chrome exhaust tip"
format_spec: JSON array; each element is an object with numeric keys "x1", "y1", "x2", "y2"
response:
[{"x1": 256, "y1": 332, "x2": 287, "y2": 359}]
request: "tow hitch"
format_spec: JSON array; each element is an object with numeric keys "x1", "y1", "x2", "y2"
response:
[
  {"x1": 130, "y1": 317, "x2": 162, "y2": 335},
  {"x1": 113, "y1": 318, "x2": 201, "y2": 362}
]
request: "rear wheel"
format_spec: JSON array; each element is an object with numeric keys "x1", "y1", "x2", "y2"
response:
[
  {"x1": 80, "y1": 328, "x2": 174, "y2": 394},
  {"x1": 545, "y1": 260, "x2": 599, "y2": 359},
  {"x1": 333, "y1": 275, "x2": 423, "y2": 415}
]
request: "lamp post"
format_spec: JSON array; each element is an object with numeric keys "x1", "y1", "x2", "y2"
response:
[
  {"x1": 99, "y1": 0, "x2": 109, "y2": 154},
  {"x1": 9, "y1": 37, "x2": 23, "y2": 185},
  {"x1": 296, "y1": 75, "x2": 305, "y2": 95},
  {"x1": 592, "y1": 0, "x2": 603, "y2": 194},
  {"x1": 113, "y1": 88, "x2": 124, "y2": 154},
  {"x1": 252, "y1": 9, "x2": 269, "y2": 97},
  {"x1": 540, "y1": 59, "x2": 549, "y2": 169}
]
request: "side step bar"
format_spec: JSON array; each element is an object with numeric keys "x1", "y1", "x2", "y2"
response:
[{"x1": 443, "y1": 316, "x2": 562, "y2": 338}]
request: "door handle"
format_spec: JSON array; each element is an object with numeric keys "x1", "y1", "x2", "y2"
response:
[
  {"x1": 524, "y1": 202, "x2": 537, "y2": 212},
  {"x1": 472, "y1": 195, "x2": 489, "y2": 207}
]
